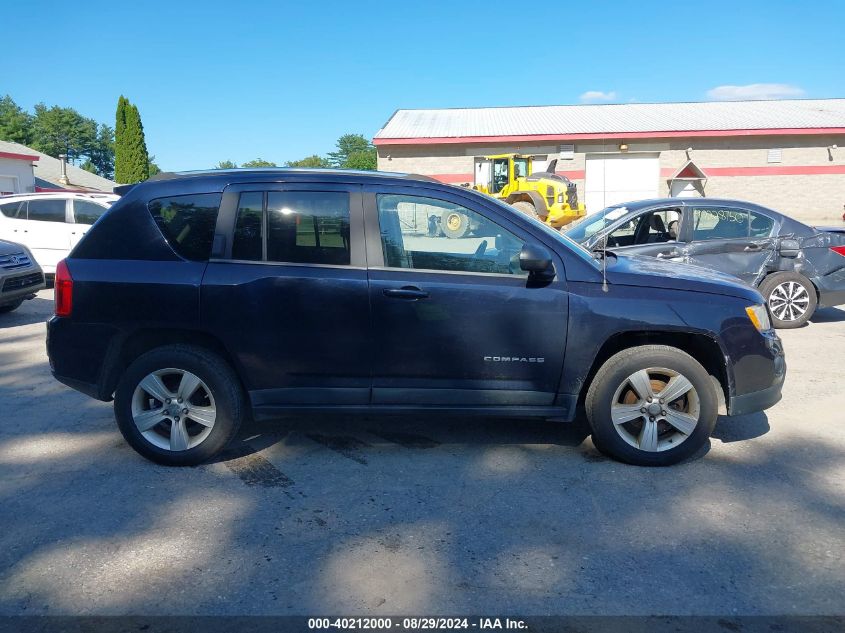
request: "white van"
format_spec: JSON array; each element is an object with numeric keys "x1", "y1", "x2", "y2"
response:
[{"x1": 0, "y1": 192, "x2": 118, "y2": 274}]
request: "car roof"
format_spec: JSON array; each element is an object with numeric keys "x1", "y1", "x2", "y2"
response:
[
  {"x1": 0, "y1": 191, "x2": 118, "y2": 200},
  {"x1": 114, "y1": 168, "x2": 439, "y2": 196}
]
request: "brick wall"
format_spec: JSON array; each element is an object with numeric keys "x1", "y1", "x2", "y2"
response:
[{"x1": 377, "y1": 134, "x2": 845, "y2": 223}]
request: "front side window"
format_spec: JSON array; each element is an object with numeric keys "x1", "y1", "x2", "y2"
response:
[
  {"x1": 377, "y1": 194, "x2": 525, "y2": 275},
  {"x1": 605, "y1": 208, "x2": 681, "y2": 247},
  {"x1": 73, "y1": 200, "x2": 108, "y2": 225},
  {"x1": 266, "y1": 191, "x2": 350, "y2": 265},
  {"x1": 0, "y1": 201, "x2": 26, "y2": 219},
  {"x1": 27, "y1": 199, "x2": 67, "y2": 223},
  {"x1": 691, "y1": 207, "x2": 750, "y2": 241},
  {"x1": 148, "y1": 193, "x2": 221, "y2": 261}
]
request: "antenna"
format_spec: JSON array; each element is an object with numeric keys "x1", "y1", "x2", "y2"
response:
[{"x1": 601, "y1": 236, "x2": 609, "y2": 293}]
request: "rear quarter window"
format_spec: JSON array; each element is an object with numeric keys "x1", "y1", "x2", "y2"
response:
[{"x1": 148, "y1": 194, "x2": 221, "y2": 261}]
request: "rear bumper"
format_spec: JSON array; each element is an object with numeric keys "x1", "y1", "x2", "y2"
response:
[
  {"x1": 47, "y1": 316, "x2": 121, "y2": 401},
  {"x1": 818, "y1": 288, "x2": 845, "y2": 309}
]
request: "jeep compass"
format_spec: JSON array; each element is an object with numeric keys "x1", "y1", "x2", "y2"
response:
[{"x1": 47, "y1": 169, "x2": 786, "y2": 467}]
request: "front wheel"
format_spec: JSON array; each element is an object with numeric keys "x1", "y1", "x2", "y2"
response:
[
  {"x1": 114, "y1": 345, "x2": 245, "y2": 466},
  {"x1": 0, "y1": 299, "x2": 24, "y2": 314},
  {"x1": 759, "y1": 272, "x2": 817, "y2": 329},
  {"x1": 585, "y1": 345, "x2": 718, "y2": 466}
]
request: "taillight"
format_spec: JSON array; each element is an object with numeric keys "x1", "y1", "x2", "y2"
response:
[
  {"x1": 831, "y1": 245, "x2": 845, "y2": 257},
  {"x1": 55, "y1": 259, "x2": 73, "y2": 317}
]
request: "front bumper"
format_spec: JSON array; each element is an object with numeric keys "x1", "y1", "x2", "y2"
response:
[
  {"x1": 0, "y1": 270, "x2": 45, "y2": 305},
  {"x1": 729, "y1": 377, "x2": 784, "y2": 416},
  {"x1": 728, "y1": 331, "x2": 786, "y2": 416}
]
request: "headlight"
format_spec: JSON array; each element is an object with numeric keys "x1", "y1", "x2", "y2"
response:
[{"x1": 745, "y1": 304, "x2": 772, "y2": 332}]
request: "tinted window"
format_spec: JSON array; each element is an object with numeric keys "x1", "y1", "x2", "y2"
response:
[
  {"x1": 377, "y1": 194, "x2": 525, "y2": 275},
  {"x1": 0, "y1": 201, "x2": 26, "y2": 219},
  {"x1": 266, "y1": 191, "x2": 350, "y2": 265},
  {"x1": 148, "y1": 193, "x2": 221, "y2": 261},
  {"x1": 73, "y1": 199, "x2": 108, "y2": 225},
  {"x1": 749, "y1": 210, "x2": 775, "y2": 237},
  {"x1": 232, "y1": 192, "x2": 264, "y2": 261},
  {"x1": 691, "y1": 207, "x2": 749, "y2": 241},
  {"x1": 27, "y1": 199, "x2": 67, "y2": 223}
]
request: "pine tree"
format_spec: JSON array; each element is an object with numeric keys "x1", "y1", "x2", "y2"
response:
[
  {"x1": 114, "y1": 96, "x2": 150, "y2": 183},
  {"x1": 114, "y1": 96, "x2": 129, "y2": 182}
]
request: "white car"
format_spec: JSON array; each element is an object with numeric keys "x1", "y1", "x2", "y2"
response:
[{"x1": 0, "y1": 192, "x2": 119, "y2": 275}]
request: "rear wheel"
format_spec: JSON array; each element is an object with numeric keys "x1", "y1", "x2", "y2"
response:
[
  {"x1": 759, "y1": 272, "x2": 816, "y2": 329},
  {"x1": 511, "y1": 200, "x2": 541, "y2": 222},
  {"x1": 441, "y1": 209, "x2": 470, "y2": 239},
  {"x1": 114, "y1": 345, "x2": 245, "y2": 466},
  {"x1": 0, "y1": 299, "x2": 24, "y2": 314},
  {"x1": 586, "y1": 345, "x2": 718, "y2": 466}
]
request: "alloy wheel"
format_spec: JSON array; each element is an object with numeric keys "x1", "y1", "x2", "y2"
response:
[
  {"x1": 131, "y1": 368, "x2": 217, "y2": 452},
  {"x1": 768, "y1": 281, "x2": 810, "y2": 322},
  {"x1": 610, "y1": 367, "x2": 701, "y2": 452}
]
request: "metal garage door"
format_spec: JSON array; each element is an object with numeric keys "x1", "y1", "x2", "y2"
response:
[
  {"x1": 0, "y1": 176, "x2": 17, "y2": 196},
  {"x1": 585, "y1": 153, "x2": 660, "y2": 213}
]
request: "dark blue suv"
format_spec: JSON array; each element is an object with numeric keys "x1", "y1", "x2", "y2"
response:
[{"x1": 46, "y1": 169, "x2": 786, "y2": 467}]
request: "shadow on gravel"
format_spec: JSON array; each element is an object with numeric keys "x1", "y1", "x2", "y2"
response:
[
  {"x1": 811, "y1": 306, "x2": 845, "y2": 324},
  {"x1": 712, "y1": 412, "x2": 770, "y2": 443},
  {"x1": 0, "y1": 297, "x2": 52, "y2": 329}
]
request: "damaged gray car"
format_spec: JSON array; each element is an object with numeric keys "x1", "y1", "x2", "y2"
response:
[{"x1": 564, "y1": 198, "x2": 845, "y2": 328}]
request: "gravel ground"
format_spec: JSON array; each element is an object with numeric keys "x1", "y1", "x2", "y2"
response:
[{"x1": 0, "y1": 289, "x2": 842, "y2": 616}]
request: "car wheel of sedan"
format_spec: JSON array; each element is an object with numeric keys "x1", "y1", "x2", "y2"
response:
[
  {"x1": 586, "y1": 345, "x2": 718, "y2": 466},
  {"x1": 0, "y1": 299, "x2": 24, "y2": 314},
  {"x1": 759, "y1": 272, "x2": 817, "y2": 329},
  {"x1": 114, "y1": 345, "x2": 245, "y2": 466}
]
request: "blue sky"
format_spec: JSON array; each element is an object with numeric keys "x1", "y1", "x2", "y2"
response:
[{"x1": 4, "y1": 0, "x2": 843, "y2": 171}]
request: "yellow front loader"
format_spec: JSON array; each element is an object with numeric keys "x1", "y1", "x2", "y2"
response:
[{"x1": 472, "y1": 153, "x2": 586, "y2": 229}]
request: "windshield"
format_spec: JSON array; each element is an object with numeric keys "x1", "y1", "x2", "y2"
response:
[{"x1": 564, "y1": 205, "x2": 632, "y2": 243}]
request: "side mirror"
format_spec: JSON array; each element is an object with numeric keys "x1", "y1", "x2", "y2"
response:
[
  {"x1": 591, "y1": 235, "x2": 608, "y2": 252},
  {"x1": 519, "y1": 243, "x2": 554, "y2": 276}
]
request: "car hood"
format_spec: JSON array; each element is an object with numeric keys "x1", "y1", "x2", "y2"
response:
[
  {"x1": 0, "y1": 239, "x2": 27, "y2": 257},
  {"x1": 606, "y1": 253, "x2": 762, "y2": 302}
]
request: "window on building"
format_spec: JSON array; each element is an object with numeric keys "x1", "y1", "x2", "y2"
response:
[
  {"x1": 266, "y1": 191, "x2": 350, "y2": 265},
  {"x1": 27, "y1": 199, "x2": 67, "y2": 223},
  {"x1": 148, "y1": 193, "x2": 222, "y2": 261},
  {"x1": 377, "y1": 194, "x2": 525, "y2": 275}
]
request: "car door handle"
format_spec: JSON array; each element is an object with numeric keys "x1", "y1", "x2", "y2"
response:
[
  {"x1": 657, "y1": 248, "x2": 680, "y2": 259},
  {"x1": 383, "y1": 286, "x2": 429, "y2": 300},
  {"x1": 743, "y1": 244, "x2": 762, "y2": 252}
]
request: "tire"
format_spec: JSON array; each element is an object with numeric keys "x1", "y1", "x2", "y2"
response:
[
  {"x1": 585, "y1": 345, "x2": 718, "y2": 467},
  {"x1": 441, "y1": 209, "x2": 470, "y2": 239},
  {"x1": 759, "y1": 272, "x2": 817, "y2": 329},
  {"x1": 511, "y1": 200, "x2": 541, "y2": 222},
  {"x1": 0, "y1": 299, "x2": 24, "y2": 314},
  {"x1": 114, "y1": 344, "x2": 245, "y2": 466}
]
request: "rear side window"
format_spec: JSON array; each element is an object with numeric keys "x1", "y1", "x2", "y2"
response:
[
  {"x1": 27, "y1": 199, "x2": 67, "y2": 223},
  {"x1": 691, "y1": 207, "x2": 749, "y2": 241},
  {"x1": 0, "y1": 201, "x2": 26, "y2": 219},
  {"x1": 232, "y1": 192, "x2": 264, "y2": 261},
  {"x1": 749, "y1": 210, "x2": 775, "y2": 237},
  {"x1": 73, "y1": 199, "x2": 108, "y2": 225},
  {"x1": 148, "y1": 194, "x2": 221, "y2": 261},
  {"x1": 266, "y1": 192, "x2": 350, "y2": 265}
]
